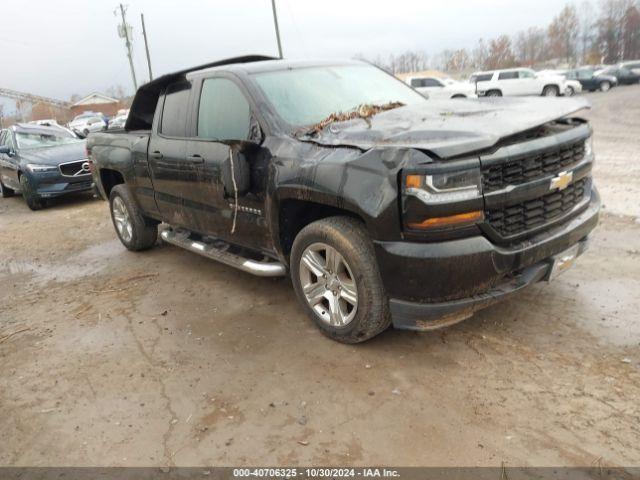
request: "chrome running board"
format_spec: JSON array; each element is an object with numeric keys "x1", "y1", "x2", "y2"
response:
[{"x1": 160, "y1": 226, "x2": 286, "y2": 277}]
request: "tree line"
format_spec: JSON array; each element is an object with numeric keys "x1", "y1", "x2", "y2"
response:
[{"x1": 362, "y1": 0, "x2": 640, "y2": 74}]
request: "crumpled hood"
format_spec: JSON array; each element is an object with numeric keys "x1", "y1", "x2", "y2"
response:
[
  {"x1": 20, "y1": 141, "x2": 87, "y2": 165},
  {"x1": 299, "y1": 96, "x2": 590, "y2": 158}
]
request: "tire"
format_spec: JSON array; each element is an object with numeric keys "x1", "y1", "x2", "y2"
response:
[
  {"x1": 0, "y1": 179, "x2": 15, "y2": 198},
  {"x1": 19, "y1": 174, "x2": 45, "y2": 210},
  {"x1": 565, "y1": 86, "x2": 575, "y2": 96},
  {"x1": 486, "y1": 90, "x2": 502, "y2": 97},
  {"x1": 290, "y1": 216, "x2": 391, "y2": 343},
  {"x1": 600, "y1": 81, "x2": 611, "y2": 92},
  {"x1": 83, "y1": 129, "x2": 90, "y2": 137},
  {"x1": 109, "y1": 184, "x2": 158, "y2": 251},
  {"x1": 542, "y1": 85, "x2": 559, "y2": 96}
]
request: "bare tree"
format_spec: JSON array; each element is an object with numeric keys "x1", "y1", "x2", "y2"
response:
[
  {"x1": 515, "y1": 27, "x2": 547, "y2": 66},
  {"x1": 485, "y1": 35, "x2": 517, "y2": 69},
  {"x1": 472, "y1": 39, "x2": 489, "y2": 69},
  {"x1": 440, "y1": 49, "x2": 472, "y2": 72},
  {"x1": 106, "y1": 85, "x2": 128, "y2": 100},
  {"x1": 548, "y1": 4, "x2": 580, "y2": 64},
  {"x1": 622, "y1": 1, "x2": 640, "y2": 58},
  {"x1": 594, "y1": 0, "x2": 640, "y2": 62}
]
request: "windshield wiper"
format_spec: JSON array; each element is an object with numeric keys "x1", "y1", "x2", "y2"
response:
[{"x1": 301, "y1": 101, "x2": 405, "y2": 136}]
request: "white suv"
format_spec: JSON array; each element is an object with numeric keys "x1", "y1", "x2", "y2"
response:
[
  {"x1": 469, "y1": 68, "x2": 567, "y2": 97},
  {"x1": 406, "y1": 76, "x2": 478, "y2": 100}
]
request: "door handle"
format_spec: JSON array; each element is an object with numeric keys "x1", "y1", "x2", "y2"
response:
[
  {"x1": 150, "y1": 151, "x2": 163, "y2": 160},
  {"x1": 186, "y1": 154, "x2": 204, "y2": 164}
]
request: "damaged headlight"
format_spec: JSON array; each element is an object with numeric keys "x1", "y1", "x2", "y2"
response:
[
  {"x1": 584, "y1": 137, "x2": 593, "y2": 158},
  {"x1": 404, "y1": 169, "x2": 482, "y2": 204},
  {"x1": 403, "y1": 167, "x2": 484, "y2": 231},
  {"x1": 26, "y1": 164, "x2": 58, "y2": 173}
]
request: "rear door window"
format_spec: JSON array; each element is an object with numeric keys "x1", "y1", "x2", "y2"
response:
[
  {"x1": 423, "y1": 78, "x2": 443, "y2": 87},
  {"x1": 498, "y1": 71, "x2": 518, "y2": 80},
  {"x1": 197, "y1": 77, "x2": 250, "y2": 140},
  {"x1": 473, "y1": 74, "x2": 493, "y2": 82},
  {"x1": 160, "y1": 80, "x2": 193, "y2": 137}
]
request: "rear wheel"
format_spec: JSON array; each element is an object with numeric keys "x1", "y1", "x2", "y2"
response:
[
  {"x1": 19, "y1": 175, "x2": 44, "y2": 210},
  {"x1": 486, "y1": 90, "x2": 502, "y2": 97},
  {"x1": 109, "y1": 184, "x2": 158, "y2": 251},
  {"x1": 542, "y1": 85, "x2": 560, "y2": 96},
  {"x1": 0, "y1": 179, "x2": 15, "y2": 198},
  {"x1": 600, "y1": 81, "x2": 611, "y2": 92},
  {"x1": 290, "y1": 216, "x2": 391, "y2": 343},
  {"x1": 565, "y1": 86, "x2": 575, "y2": 96}
]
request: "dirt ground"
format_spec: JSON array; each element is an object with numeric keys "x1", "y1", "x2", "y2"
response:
[{"x1": 1, "y1": 85, "x2": 639, "y2": 468}]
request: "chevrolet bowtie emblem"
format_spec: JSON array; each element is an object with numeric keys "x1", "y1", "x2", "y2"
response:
[{"x1": 550, "y1": 171, "x2": 573, "y2": 191}]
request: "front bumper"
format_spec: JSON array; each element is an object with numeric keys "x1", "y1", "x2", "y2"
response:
[
  {"x1": 28, "y1": 171, "x2": 94, "y2": 198},
  {"x1": 374, "y1": 187, "x2": 600, "y2": 331}
]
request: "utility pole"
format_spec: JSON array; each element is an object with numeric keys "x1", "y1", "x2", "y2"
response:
[
  {"x1": 141, "y1": 13, "x2": 153, "y2": 81},
  {"x1": 271, "y1": 0, "x2": 283, "y2": 59},
  {"x1": 118, "y1": 4, "x2": 138, "y2": 90}
]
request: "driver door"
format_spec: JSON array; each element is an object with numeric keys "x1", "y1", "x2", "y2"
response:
[
  {"x1": 185, "y1": 75, "x2": 269, "y2": 250},
  {"x1": 517, "y1": 69, "x2": 539, "y2": 95}
]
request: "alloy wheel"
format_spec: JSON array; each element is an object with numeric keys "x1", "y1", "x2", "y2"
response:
[
  {"x1": 298, "y1": 242, "x2": 358, "y2": 327},
  {"x1": 112, "y1": 196, "x2": 133, "y2": 242}
]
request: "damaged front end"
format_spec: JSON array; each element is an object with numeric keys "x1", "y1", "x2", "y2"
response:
[{"x1": 285, "y1": 96, "x2": 599, "y2": 331}]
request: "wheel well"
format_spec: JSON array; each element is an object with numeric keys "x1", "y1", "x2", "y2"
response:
[
  {"x1": 278, "y1": 199, "x2": 363, "y2": 256},
  {"x1": 543, "y1": 84, "x2": 560, "y2": 91},
  {"x1": 451, "y1": 94, "x2": 466, "y2": 98},
  {"x1": 486, "y1": 89, "x2": 502, "y2": 96},
  {"x1": 99, "y1": 169, "x2": 125, "y2": 197}
]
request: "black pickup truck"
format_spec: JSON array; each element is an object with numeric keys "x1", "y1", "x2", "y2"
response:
[{"x1": 88, "y1": 56, "x2": 600, "y2": 343}]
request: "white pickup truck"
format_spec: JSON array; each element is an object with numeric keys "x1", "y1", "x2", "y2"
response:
[{"x1": 470, "y1": 68, "x2": 567, "y2": 97}]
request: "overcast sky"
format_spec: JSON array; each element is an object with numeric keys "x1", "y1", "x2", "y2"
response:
[{"x1": 1, "y1": 0, "x2": 574, "y2": 113}]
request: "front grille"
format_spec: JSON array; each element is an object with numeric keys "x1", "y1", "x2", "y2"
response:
[
  {"x1": 486, "y1": 178, "x2": 588, "y2": 238},
  {"x1": 59, "y1": 160, "x2": 90, "y2": 177},
  {"x1": 482, "y1": 141, "x2": 585, "y2": 192}
]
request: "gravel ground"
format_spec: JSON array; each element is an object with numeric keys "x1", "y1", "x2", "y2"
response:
[{"x1": 1, "y1": 85, "x2": 639, "y2": 467}]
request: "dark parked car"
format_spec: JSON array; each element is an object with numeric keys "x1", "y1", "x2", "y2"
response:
[
  {"x1": 88, "y1": 56, "x2": 599, "y2": 343},
  {"x1": 564, "y1": 68, "x2": 618, "y2": 92},
  {"x1": 0, "y1": 123, "x2": 93, "y2": 210},
  {"x1": 597, "y1": 66, "x2": 640, "y2": 85}
]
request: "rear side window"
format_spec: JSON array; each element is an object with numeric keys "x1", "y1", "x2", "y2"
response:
[
  {"x1": 410, "y1": 78, "x2": 425, "y2": 87},
  {"x1": 197, "y1": 78, "x2": 250, "y2": 140},
  {"x1": 498, "y1": 71, "x2": 518, "y2": 80},
  {"x1": 423, "y1": 78, "x2": 442, "y2": 87},
  {"x1": 161, "y1": 80, "x2": 192, "y2": 137},
  {"x1": 472, "y1": 74, "x2": 493, "y2": 82}
]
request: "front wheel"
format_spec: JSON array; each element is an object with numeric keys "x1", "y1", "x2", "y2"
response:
[
  {"x1": 19, "y1": 174, "x2": 44, "y2": 210},
  {"x1": 290, "y1": 216, "x2": 391, "y2": 343},
  {"x1": 600, "y1": 81, "x2": 611, "y2": 92},
  {"x1": 109, "y1": 184, "x2": 158, "y2": 251},
  {"x1": 565, "y1": 86, "x2": 575, "y2": 96},
  {"x1": 542, "y1": 85, "x2": 560, "y2": 96},
  {"x1": 0, "y1": 179, "x2": 15, "y2": 198}
]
